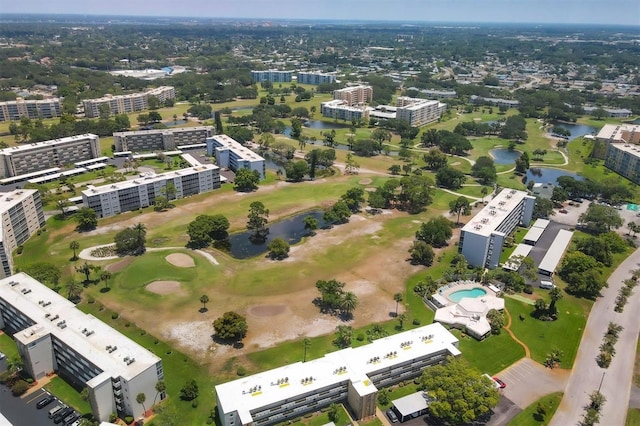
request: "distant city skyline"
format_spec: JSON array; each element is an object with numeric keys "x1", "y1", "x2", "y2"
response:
[{"x1": 1, "y1": 0, "x2": 639, "y2": 26}]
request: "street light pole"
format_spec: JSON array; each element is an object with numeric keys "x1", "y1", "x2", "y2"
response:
[{"x1": 598, "y1": 372, "x2": 605, "y2": 392}]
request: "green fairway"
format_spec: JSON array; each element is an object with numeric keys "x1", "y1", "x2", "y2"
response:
[{"x1": 509, "y1": 392, "x2": 564, "y2": 426}]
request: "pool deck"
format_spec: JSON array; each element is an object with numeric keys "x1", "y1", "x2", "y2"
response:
[{"x1": 434, "y1": 280, "x2": 499, "y2": 307}]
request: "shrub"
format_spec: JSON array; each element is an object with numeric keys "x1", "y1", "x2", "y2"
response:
[
  {"x1": 109, "y1": 413, "x2": 117, "y2": 423},
  {"x1": 412, "y1": 319, "x2": 420, "y2": 326},
  {"x1": 111, "y1": 313, "x2": 119, "y2": 320},
  {"x1": 11, "y1": 380, "x2": 29, "y2": 396},
  {"x1": 87, "y1": 296, "x2": 95, "y2": 304},
  {"x1": 524, "y1": 284, "x2": 533, "y2": 294},
  {"x1": 16, "y1": 245, "x2": 23, "y2": 255},
  {"x1": 356, "y1": 333, "x2": 365, "y2": 341},
  {"x1": 236, "y1": 366, "x2": 247, "y2": 376},
  {"x1": 124, "y1": 416, "x2": 134, "y2": 424},
  {"x1": 191, "y1": 399, "x2": 199, "y2": 408}
]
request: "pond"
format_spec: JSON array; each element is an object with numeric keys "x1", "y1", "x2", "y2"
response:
[
  {"x1": 526, "y1": 167, "x2": 584, "y2": 184},
  {"x1": 164, "y1": 119, "x2": 188, "y2": 128},
  {"x1": 549, "y1": 122, "x2": 597, "y2": 141},
  {"x1": 490, "y1": 148, "x2": 521, "y2": 165},
  {"x1": 216, "y1": 210, "x2": 326, "y2": 259},
  {"x1": 304, "y1": 120, "x2": 353, "y2": 130}
]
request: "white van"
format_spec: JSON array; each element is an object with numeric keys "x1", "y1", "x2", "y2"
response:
[
  {"x1": 48, "y1": 405, "x2": 63, "y2": 418},
  {"x1": 540, "y1": 280, "x2": 555, "y2": 289}
]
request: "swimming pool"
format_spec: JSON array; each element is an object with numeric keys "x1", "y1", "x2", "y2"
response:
[{"x1": 449, "y1": 288, "x2": 487, "y2": 303}]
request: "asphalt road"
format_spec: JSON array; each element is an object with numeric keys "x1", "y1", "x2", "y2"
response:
[{"x1": 550, "y1": 246, "x2": 640, "y2": 425}]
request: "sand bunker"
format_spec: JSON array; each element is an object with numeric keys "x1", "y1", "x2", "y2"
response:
[
  {"x1": 358, "y1": 178, "x2": 373, "y2": 185},
  {"x1": 165, "y1": 253, "x2": 195, "y2": 268},
  {"x1": 248, "y1": 304, "x2": 287, "y2": 317},
  {"x1": 146, "y1": 281, "x2": 184, "y2": 295}
]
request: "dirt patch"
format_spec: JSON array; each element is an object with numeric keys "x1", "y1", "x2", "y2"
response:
[
  {"x1": 365, "y1": 187, "x2": 377, "y2": 192},
  {"x1": 248, "y1": 304, "x2": 287, "y2": 317},
  {"x1": 166, "y1": 253, "x2": 195, "y2": 268},
  {"x1": 358, "y1": 178, "x2": 373, "y2": 185},
  {"x1": 106, "y1": 257, "x2": 134, "y2": 273},
  {"x1": 146, "y1": 281, "x2": 185, "y2": 295}
]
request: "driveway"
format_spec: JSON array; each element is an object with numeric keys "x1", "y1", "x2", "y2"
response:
[{"x1": 550, "y1": 246, "x2": 640, "y2": 425}]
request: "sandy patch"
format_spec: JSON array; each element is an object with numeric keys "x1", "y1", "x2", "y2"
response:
[
  {"x1": 248, "y1": 304, "x2": 287, "y2": 317},
  {"x1": 146, "y1": 281, "x2": 185, "y2": 295},
  {"x1": 106, "y1": 257, "x2": 134, "y2": 273},
  {"x1": 365, "y1": 187, "x2": 377, "y2": 192},
  {"x1": 450, "y1": 161, "x2": 461, "y2": 166},
  {"x1": 358, "y1": 178, "x2": 373, "y2": 185},
  {"x1": 166, "y1": 253, "x2": 195, "y2": 268}
]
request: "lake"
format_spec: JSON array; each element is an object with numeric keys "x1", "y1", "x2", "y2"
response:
[
  {"x1": 218, "y1": 210, "x2": 326, "y2": 259},
  {"x1": 490, "y1": 148, "x2": 521, "y2": 165},
  {"x1": 304, "y1": 120, "x2": 352, "y2": 130},
  {"x1": 549, "y1": 122, "x2": 597, "y2": 141},
  {"x1": 526, "y1": 167, "x2": 583, "y2": 184}
]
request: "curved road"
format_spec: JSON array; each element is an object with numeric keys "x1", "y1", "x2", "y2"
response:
[{"x1": 550, "y1": 246, "x2": 640, "y2": 425}]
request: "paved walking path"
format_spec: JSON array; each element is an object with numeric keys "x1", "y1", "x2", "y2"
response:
[{"x1": 551, "y1": 247, "x2": 640, "y2": 425}]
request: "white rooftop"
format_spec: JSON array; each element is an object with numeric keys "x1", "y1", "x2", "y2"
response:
[
  {"x1": 216, "y1": 323, "x2": 459, "y2": 421},
  {"x1": 608, "y1": 142, "x2": 640, "y2": 158},
  {"x1": 0, "y1": 134, "x2": 98, "y2": 155},
  {"x1": 82, "y1": 164, "x2": 218, "y2": 196},
  {"x1": 538, "y1": 229, "x2": 573, "y2": 275},
  {"x1": 0, "y1": 189, "x2": 39, "y2": 244},
  {"x1": 114, "y1": 126, "x2": 213, "y2": 138},
  {"x1": 596, "y1": 124, "x2": 640, "y2": 143},
  {"x1": 207, "y1": 135, "x2": 265, "y2": 163},
  {"x1": 532, "y1": 218, "x2": 550, "y2": 229},
  {"x1": 0, "y1": 273, "x2": 160, "y2": 381},
  {"x1": 393, "y1": 392, "x2": 430, "y2": 417},
  {"x1": 523, "y1": 227, "x2": 545, "y2": 244},
  {"x1": 462, "y1": 188, "x2": 531, "y2": 237}
]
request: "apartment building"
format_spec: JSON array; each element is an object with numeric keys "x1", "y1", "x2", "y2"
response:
[
  {"x1": 604, "y1": 142, "x2": 640, "y2": 184},
  {"x1": 596, "y1": 124, "x2": 640, "y2": 145},
  {"x1": 469, "y1": 95, "x2": 520, "y2": 108},
  {"x1": 0, "y1": 98, "x2": 62, "y2": 122},
  {"x1": 583, "y1": 106, "x2": 633, "y2": 118},
  {"x1": 83, "y1": 86, "x2": 175, "y2": 118},
  {"x1": 297, "y1": 72, "x2": 336, "y2": 85},
  {"x1": 0, "y1": 190, "x2": 45, "y2": 278},
  {"x1": 395, "y1": 97, "x2": 447, "y2": 127},
  {"x1": 320, "y1": 100, "x2": 370, "y2": 122},
  {"x1": 0, "y1": 134, "x2": 100, "y2": 178},
  {"x1": 459, "y1": 188, "x2": 535, "y2": 268},
  {"x1": 332, "y1": 86, "x2": 373, "y2": 106},
  {"x1": 206, "y1": 135, "x2": 266, "y2": 179},
  {"x1": 0, "y1": 273, "x2": 164, "y2": 422},
  {"x1": 251, "y1": 70, "x2": 293, "y2": 83},
  {"x1": 113, "y1": 126, "x2": 214, "y2": 152},
  {"x1": 82, "y1": 164, "x2": 221, "y2": 218},
  {"x1": 216, "y1": 323, "x2": 460, "y2": 426}
]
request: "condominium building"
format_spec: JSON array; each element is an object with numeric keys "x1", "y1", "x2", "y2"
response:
[
  {"x1": 251, "y1": 70, "x2": 293, "y2": 83},
  {"x1": 469, "y1": 95, "x2": 520, "y2": 108},
  {"x1": 83, "y1": 86, "x2": 175, "y2": 118},
  {"x1": 604, "y1": 142, "x2": 640, "y2": 184},
  {"x1": 332, "y1": 86, "x2": 373, "y2": 106},
  {"x1": 82, "y1": 164, "x2": 221, "y2": 218},
  {"x1": 113, "y1": 126, "x2": 214, "y2": 152},
  {"x1": 405, "y1": 88, "x2": 457, "y2": 99},
  {"x1": 596, "y1": 124, "x2": 640, "y2": 145},
  {"x1": 0, "y1": 98, "x2": 62, "y2": 122},
  {"x1": 320, "y1": 100, "x2": 370, "y2": 122},
  {"x1": 395, "y1": 97, "x2": 447, "y2": 127},
  {"x1": 0, "y1": 273, "x2": 164, "y2": 422},
  {"x1": 216, "y1": 323, "x2": 460, "y2": 426},
  {"x1": 583, "y1": 106, "x2": 633, "y2": 118},
  {"x1": 297, "y1": 72, "x2": 337, "y2": 85},
  {"x1": 206, "y1": 135, "x2": 266, "y2": 179},
  {"x1": 0, "y1": 190, "x2": 45, "y2": 278},
  {"x1": 0, "y1": 134, "x2": 100, "y2": 178},
  {"x1": 459, "y1": 188, "x2": 535, "y2": 268}
]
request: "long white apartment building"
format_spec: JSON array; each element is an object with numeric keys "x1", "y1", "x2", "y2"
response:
[
  {"x1": 332, "y1": 86, "x2": 373, "y2": 106},
  {"x1": 216, "y1": 323, "x2": 460, "y2": 426},
  {"x1": 395, "y1": 97, "x2": 447, "y2": 127},
  {"x1": 113, "y1": 126, "x2": 214, "y2": 152},
  {"x1": 459, "y1": 188, "x2": 535, "y2": 268},
  {"x1": 0, "y1": 134, "x2": 100, "y2": 178},
  {"x1": 0, "y1": 98, "x2": 62, "y2": 122},
  {"x1": 83, "y1": 86, "x2": 175, "y2": 118},
  {"x1": 82, "y1": 164, "x2": 220, "y2": 218},
  {"x1": 206, "y1": 135, "x2": 266, "y2": 179},
  {"x1": 297, "y1": 72, "x2": 337, "y2": 85},
  {"x1": 0, "y1": 189, "x2": 45, "y2": 278},
  {"x1": 0, "y1": 273, "x2": 164, "y2": 422},
  {"x1": 251, "y1": 70, "x2": 293, "y2": 83},
  {"x1": 320, "y1": 100, "x2": 370, "y2": 122}
]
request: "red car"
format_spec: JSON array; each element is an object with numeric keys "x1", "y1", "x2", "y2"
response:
[{"x1": 493, "y1": 377, "x2": 506, "y2": 388}]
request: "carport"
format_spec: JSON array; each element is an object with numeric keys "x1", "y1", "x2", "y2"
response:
[{"x1": 392, "y1": 392, "x2": 431, "y2": 422}]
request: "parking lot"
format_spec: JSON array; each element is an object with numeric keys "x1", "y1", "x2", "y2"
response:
[{"x1": 0, "y1": 385, "x2": 77, "y2": 426}]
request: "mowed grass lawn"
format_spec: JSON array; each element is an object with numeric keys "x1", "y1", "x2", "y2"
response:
[
  {"x1": 509, "y1": 392, "x2": 563, "y2": 426},
  {"x1": 506, "y1": 295, "x2": 590, "y2": 369},
  {"x1": 627, "y1": 408, "x2": 640, "y2": 426},
  {"x1": 45, "y1": 377, "x2": 92, "y2": 415},
  {"x1": 453, "y1": 329, "x2": 525, "y2": 375}
]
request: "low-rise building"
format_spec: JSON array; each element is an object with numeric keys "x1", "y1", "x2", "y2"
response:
[
  {"x1": 320, "y1": 100, "x2": 370, "y2": 122},
  {"x1": 0, "y1": 134, "x2": 100, "y2": 178},
  {"x1": 0, "y1": 98, "x2": 62, "y2": 122},
  {"x1": 332, "y1": 86, "x2": 373, "y2": 106},
  {"x1": 113, "y1": 126, "x2": 214, "y2": 152},
  {"x1": 0, "y1": 189, "x2": 45, "y2": 278},
  {"x1": 459, "y1": 188, "x2": 535, "y2": 268},
  {"x1": 216, "y1": 323, "x2": 460, "y2": 426},
  {"x1": 469, "y1": 95, "x2": 520, "y2": 108},
  {"x1": 297, "y1": 72, "x2": 336, "y2": 85},
  {"x1": 82, "y1": 164, "x2": 220, "y2": 218},
  {"x1": 395, "y1": 97, "x2": 447, "y2": 127},
  {"x1": 83, "y1": 86, "x2": 175, "y2": 118},
  {"x1": 251, "y1": 70, "x2": 293, "y2": 83},
  {"x1": 0, "y1": 273, "x2": 165, "y2": 422},
  {"x1": 206, "y1": 135, "x2": 266, "y2": 179}
]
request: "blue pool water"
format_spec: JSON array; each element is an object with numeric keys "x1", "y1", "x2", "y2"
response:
[{"x1": 449, "y1": 288, "x2": 487, "y2": 303}]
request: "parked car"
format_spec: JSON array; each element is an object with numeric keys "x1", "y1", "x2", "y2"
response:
[
  {"x1": 559, "y1": 208, "x2": 568, "y2": 213},
  {"x1": 493, "y1": 377, "x2": 507, "y2": 388},
  {"x1": 540, "y1": 281, "x2": 556, "y2": 289},
  {"x1": 63, "y1": 412, "x2": 79, "y2": 426},
  {"x1": 53, "y1": 407, "x2": 73, "y2": 424},
  {"x1": 386, "y1": 409, "x2": 399, "y2": 423},
  {"x1": 36, "y1": 394, "x2": 55, "y2": 409},
  {"x1": 48, "y1": 405, "x2": 64, "y2": 419}
]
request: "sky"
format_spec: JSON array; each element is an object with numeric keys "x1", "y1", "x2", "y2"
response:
[{"x1": 1, "y1": 0, "x2": 639, "y2": 26}]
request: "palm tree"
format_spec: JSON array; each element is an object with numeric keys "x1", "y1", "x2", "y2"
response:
[
  {"x1": 303, "y1": 338, "x2": 311, "y2": 362},
  {"x1": 69, "y1": 241, "x2": 80, "y2": 260},
  {"x1": 200, "y1": 295, "x2": 209, "y2": 312},
  {"x1": 100, "y1": 270, "x2": 112, "y2": 291},
  {"x1": 67, "y1": 280, "x2": 83, "y2": 301},
  {"x1": 548, "y1": 286, "x2": 563, "y2": 315},
  {"x1": 334, "y1": 325, "x2": 353, "y2": 348},
  {"x1": 397, "y1": 313, "x2": 407, "y2": 330},
  {"x1": 481, "y1": 186, "x2": 489, "y2": 203},
  {"x1": 153, "y1": 380, "x2": 166, "y2": 405},
  {"x1": 136, "y1": 392, "x2": 147, "y2": 417},
  {"x1": 75, "y1": 262, "x2": 94, "y2": 283},
  {"x1": 393, "y1": 292, "x2": 403, "y2": 317},
  {"x1": 340, "y1": 292, "x2": 358, "y2": 317},
  {"x1": 133, "y1": 223, "x2": 146, "y2": 254}
]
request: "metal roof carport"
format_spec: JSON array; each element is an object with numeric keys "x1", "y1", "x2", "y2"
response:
[
  {"x1": 538, "y1": 229, "x2": 573, "y2": 276},
  {"x1": 392, "y1": 392, "x2": 431, "y2": 422},
  {"x1": 523, "y1": 227, "x2": 545, "y2": 245}
]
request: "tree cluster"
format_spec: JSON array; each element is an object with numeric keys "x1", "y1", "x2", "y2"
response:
[
  {"x1": 114, "y1": 223, "x2": 147, "y2": 255},
  {"x1": 558, "y1": 251, "x2": 607, "y2": 299},
  {"x1": 315, "y1": 279, "x2": 358, "y2": 318},
  {"x1": 186, "y1": 214, "x2": 230, "y2": 248},
  {"x1": 234, "y1": 168, "x2": 261, "y2": 192},
  {"x1": 213, "y1": 311, "x2": 248, "y2": 341},
  {"x1": 368, "y1": 175, "x2": 434, "y2": 214}
]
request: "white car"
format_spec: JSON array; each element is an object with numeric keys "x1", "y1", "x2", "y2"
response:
[{"x1": 540, "y1": 281, "x2": 555, "y2": 289}]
